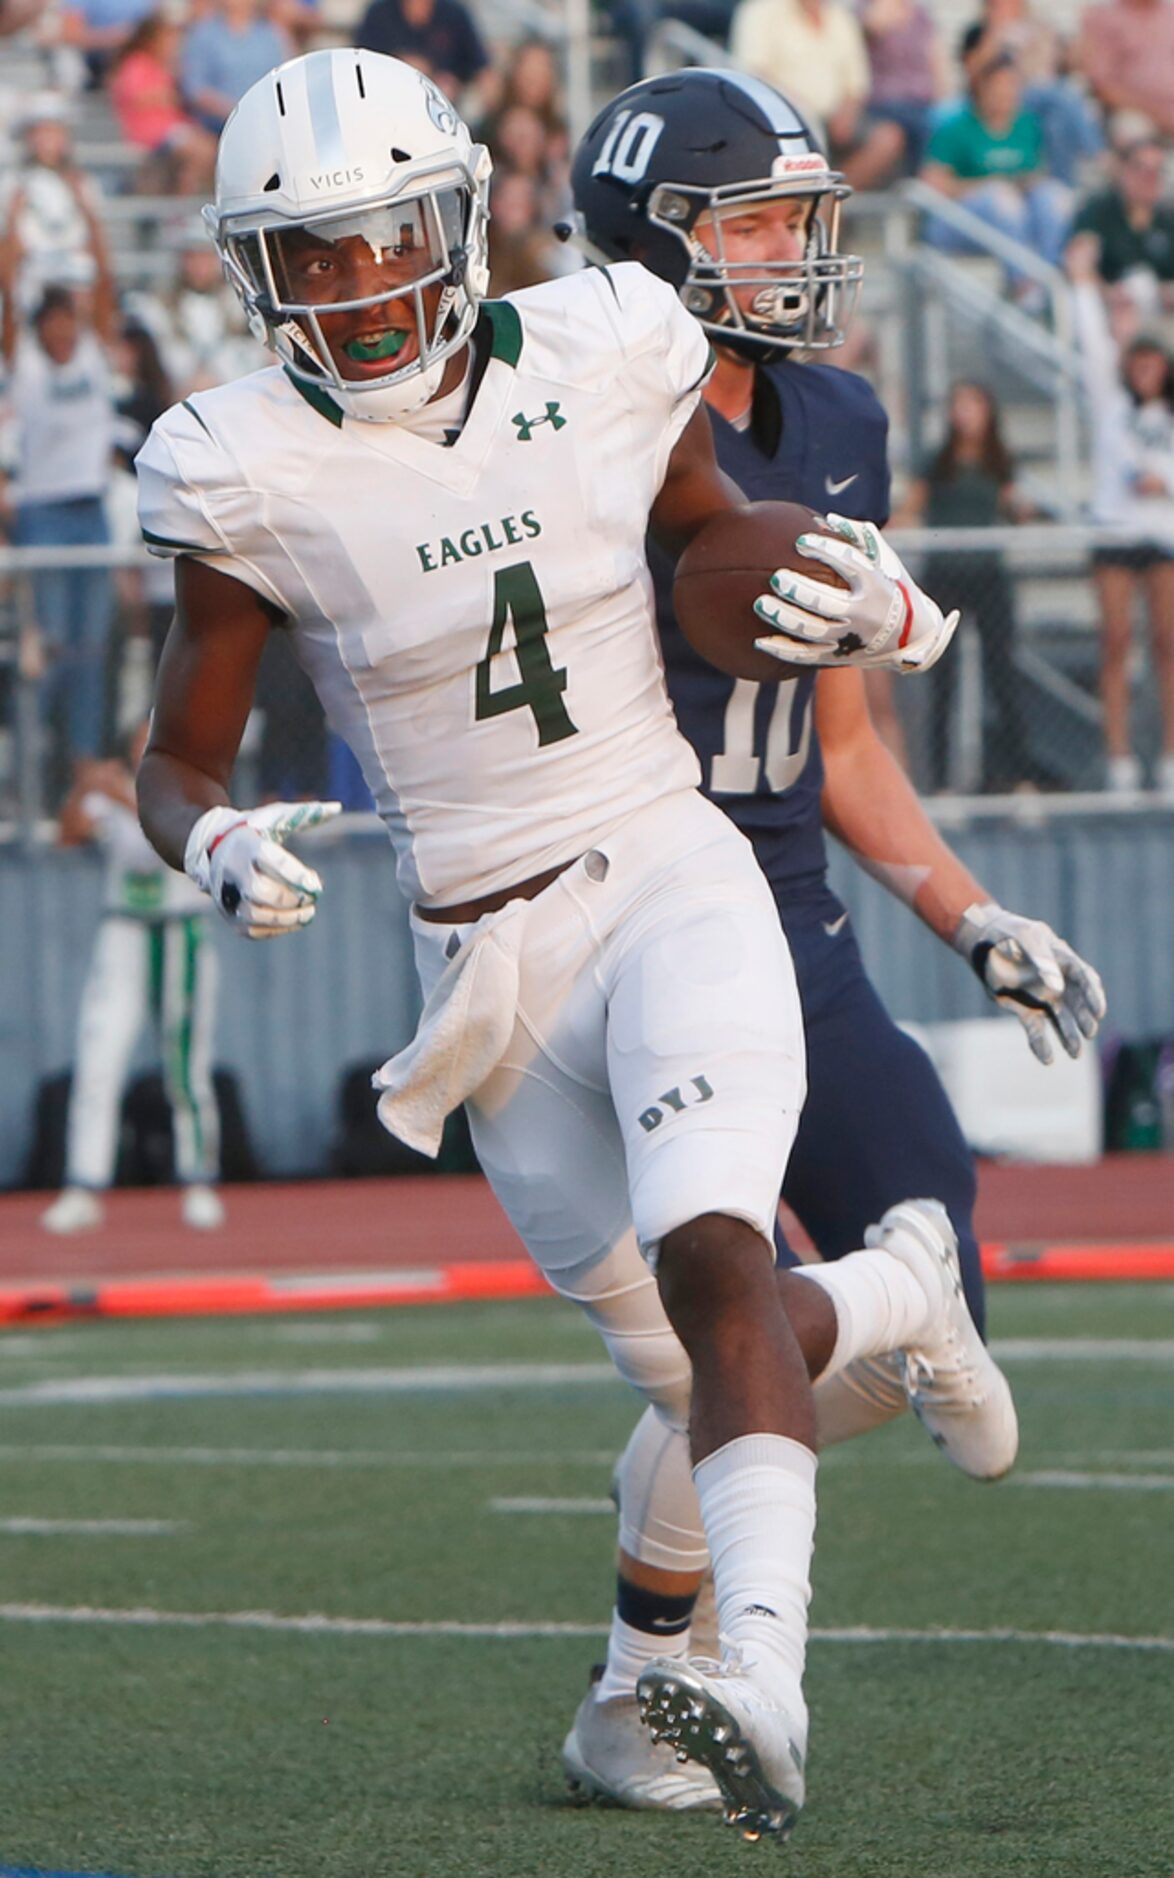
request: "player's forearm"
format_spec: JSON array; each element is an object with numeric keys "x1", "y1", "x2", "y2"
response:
[
  {"x1": 137, "y1": 747, "x2": 232, "y2": 873},
  {"x1": 820, "y1": 738, "x2": 985, "y2": 943}
]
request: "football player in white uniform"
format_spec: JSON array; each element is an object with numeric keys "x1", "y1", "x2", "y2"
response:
[{"x1": 136, "y1": 49, "x2": 967, "y2": 1841}]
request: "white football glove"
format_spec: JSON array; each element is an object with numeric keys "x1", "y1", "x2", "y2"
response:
[
  {"x1": 184, "y1": 800, "x2": 342, "y2": 939},
  {"x1": 953, "y1": 901, "x2": 1107, "y2": 1065},
  {"x1": 753, "y1": 513, "x2": 960, "y2": 673}
]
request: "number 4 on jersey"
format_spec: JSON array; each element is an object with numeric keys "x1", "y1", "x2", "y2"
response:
[{"x1": 475, "y1": 561, "x2": 578, "y2": 747}]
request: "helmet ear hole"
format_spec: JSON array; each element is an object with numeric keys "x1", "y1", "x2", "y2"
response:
[
  {"x1": 391, "y1": 147, "x2": 412, "y2": 163},
  {"x1": 263, "y1": 174, "x2": 281, "y2": 192}
]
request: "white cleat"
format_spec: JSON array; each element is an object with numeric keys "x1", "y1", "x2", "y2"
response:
[
  {"x1": 41, "y1": 1188, "x2": 104, "y2": 1234},
  {"x1": 181, "y1": 1184, "x2": 226, "y2": 1230},
  {"x1": 865, "y1": 1198, "x2": 1019, "y2": 1480},
  {"x1": 562, "y1": 1681, "x2": 721, "y2": 1811},
  {"x1": 636, "y1": 1656, "x2": 806, "y2": 1843}
]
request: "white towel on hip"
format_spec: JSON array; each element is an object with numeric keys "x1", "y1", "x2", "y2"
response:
[{"x1": 372, "y1": 899, "x2": 531, "y2": 1158}]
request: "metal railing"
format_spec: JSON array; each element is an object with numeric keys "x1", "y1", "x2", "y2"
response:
[
  {"x1": 895, "y1": 181, "x2": 1084, "y2": 509},
  {"x1": 4, "y1": 524, "x2": 1172, "y2": 842},
  {"x1": 643, "y1": 16, "x2": 737, "y2": 72}
]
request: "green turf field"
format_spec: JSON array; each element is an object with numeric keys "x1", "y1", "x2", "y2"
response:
[{"x1": 0, "y1": 1282, "x2": 1172, "y2": 1878}]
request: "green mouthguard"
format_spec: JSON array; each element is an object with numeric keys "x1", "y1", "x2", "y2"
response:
[{"x1": 344, "y1": 330, "x2": 409, "y2": 362}]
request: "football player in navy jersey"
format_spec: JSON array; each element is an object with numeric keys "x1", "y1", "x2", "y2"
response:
[{"x1": 559, "y1": 68, "x2": 1108, "y2": 1812}]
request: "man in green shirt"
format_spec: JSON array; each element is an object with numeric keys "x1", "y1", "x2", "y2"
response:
[
  {"x1": 920, "y1": 52, "x2": 1074, "y2": 276},
  {"x1": 1066, "y1": 137, "x2": 1174, "y2": 312}
]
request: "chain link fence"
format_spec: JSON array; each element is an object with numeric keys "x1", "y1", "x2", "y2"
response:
[{"x1": 2, "y1": 523, "x2": 1172, "y2": 834}]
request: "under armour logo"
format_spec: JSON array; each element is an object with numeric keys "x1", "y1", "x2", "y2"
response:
[{"x1": 511, "y1": 402, "x2": 566, "y2": 441}]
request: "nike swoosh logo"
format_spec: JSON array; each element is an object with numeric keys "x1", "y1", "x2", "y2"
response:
[
  {"x1": 825, "y1": 473, "x2": 858, "y2": 496},
  {"x1": 822, "y1": 912, "x2": 849, "y2": 937}
]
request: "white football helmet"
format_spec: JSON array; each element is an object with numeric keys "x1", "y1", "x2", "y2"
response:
[{"x1": 205, "y1": 49, "x2": 492, "y2": 421}]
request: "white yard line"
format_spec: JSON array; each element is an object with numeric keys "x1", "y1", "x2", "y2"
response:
[
  {"x1": 989, "y1": 1339, "x2": 1174, "y2": 1362},
  {"x1": 490, "y1": 1497, "x2": 614, "y2": 1514},
  {"x1": 0, "y1": 1444, "x2": 615, "y2": 1468},
  {"x1": 1, "y1": 1338, "x2": 1171, "y2": 1407},
  {"x1": 0, "y1": 1603, "x2": 1171, "y2": 1651},
  {"x1": 1084, "y1": 1451, "x2": 1174, "y2": 1465},
  {"x1": 1011, "y1": 1471, "x2": 1174, "y2": 1492},
  {"x1": 0, "y1": 1335, "x2": 93, "y2": 1359},
  {"x1": 269, "y1": 1323, "x2": 385, "y2": 1343},
  {"x1": 0, "y1": 1361, "x2": 617, "y2": 1407},
  {"x1": 0, "y1": 1519, "x2": 183, "y2": 1535}
]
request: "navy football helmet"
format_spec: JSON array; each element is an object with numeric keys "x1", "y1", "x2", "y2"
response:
[{"x1": 568, "y1": 69, "x2": 862, "y2": 357}]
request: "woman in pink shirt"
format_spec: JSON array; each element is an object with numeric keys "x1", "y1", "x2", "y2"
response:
[{"x1": 108, "y1": 15, "x2": 216, "y2": 193}]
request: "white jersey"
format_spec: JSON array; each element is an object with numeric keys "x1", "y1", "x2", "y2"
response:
[
  {"x1": 82, "y1": 792, "x2": 209, "y2": 919},
  {"x1": 136, "y1": 264, "x2": 711, "y2": 908},
  {"x1": 10, "y1": 330, "x2": 114, "y2": 506}
]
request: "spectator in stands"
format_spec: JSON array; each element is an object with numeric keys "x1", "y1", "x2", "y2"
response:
[
  {"x1": 730, "y1": 0, "x2": 904, "y2": 188},
  {"x1": 959, "y1": 0, "x2": 1102, "y2": 187},
  {"x1": 0, "y1": 222, "x2": 118, "y2": 793},
  {"x1": 487, "y1": 169, "x2": 559, "y2": 294},
  {"x1": 486, "y1": 38, "x2": 568, "y2": 174},
  {"x1": 1068, "y1": 244, "x2": 1174, "y2": 795},
  {"x1": 482, "y1": 50, "x2": 578, "y2": 296},
  {"x1": 354, "y1": 0, "x2": 496, "y2": 117},
  {"x1": 41, "y1": 721, "x2": 225, "y2": 1236},
  {"x1": 125, "y1": 222, "x2": 263, "y2": 394},
  {"x1": 921, "y1": 52, "x2": 1074, "y2": 285},
  {"x1": 267, "y1": 0, "x2": 322, "y2": 53},
  {"x1": 860, "y1": 0, "x2": 948, "y2": 177},
  {"x1": 1066, "y1": 137, "x2": 1174, "y2": 321},
  {"x1": 0, "y1": 93, "x2": 109, "y2": 315},
  {"x1": 58, "y1": 0, "x2": 154, "y2": 88},
  {"x1": 180, "y1": 0, "x2": 290, "y2": 135},
  {"x1": 896, "y1": 380, "x2": 1032, "y2": 793},
  {"x1": 1077, "y1": 0, "x2": 1174, "y2": 143},
  {"x1": 108, "y1": 14, "x2": 218, "y2": 195},
  {"x1": 0, "y1": 0, "x2": 50, "y2": 30},
  {"x1": 484, "y1": 103, "x2": 570, "y2": 228},
  {"x1": 487, "y1": 169, "x2": 546, "y2": 292}
]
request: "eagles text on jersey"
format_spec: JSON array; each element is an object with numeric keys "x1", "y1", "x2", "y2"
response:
[{"x1": 137, "y1": 264, "x2": 714, "y2": 909}]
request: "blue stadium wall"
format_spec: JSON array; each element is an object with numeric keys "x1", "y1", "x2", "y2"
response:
[{"x1": 2, "y1": 814, "x2": 1172, "y2": 1188}]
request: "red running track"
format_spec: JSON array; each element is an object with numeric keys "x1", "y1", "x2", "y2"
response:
[{"x1": 0, "y1": 1159, "x2": 1172, "y2": 1322}]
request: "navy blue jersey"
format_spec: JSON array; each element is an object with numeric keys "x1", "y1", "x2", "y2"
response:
[
  {"x1": 651, "y1": 363, "x2": 985, "y2": 1324},
  {"x1": 652, "y1": 360, "x2": 890, "y2": 903}
]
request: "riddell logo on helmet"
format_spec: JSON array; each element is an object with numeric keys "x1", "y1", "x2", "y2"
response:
[
  {"x1": 772, "y1": 154, "x2": 825, "y2": 176},
  {"x1": 309, "y1": 167, "x2": 365, "y2": 191}
]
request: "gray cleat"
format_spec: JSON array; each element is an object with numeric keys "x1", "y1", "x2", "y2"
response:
[
  {"x1": 562, "y1": 1679, "x2": 722, "y2": 1811},
  {"x1": 637, "y1": 1656, "x2": 806, "y2": 1843}
]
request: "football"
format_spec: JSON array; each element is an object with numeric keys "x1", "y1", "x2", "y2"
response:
[{"x1": 672, "y1": 500, "x2": 849, "y2": 683}]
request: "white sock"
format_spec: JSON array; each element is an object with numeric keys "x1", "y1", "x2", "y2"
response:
[
  {"x1": 596, "y1": 1613, "x2": 689, "y2": 1704},
  {"x1": 693, "y1": 1433, "x2": 816, "y2": 1723},
  {"x1": 814, "y1": 1358, "x2": 908, "y2": 1446},
  {"x1": 792, "y1": 1248, "x2": 935, "y2": 1383}
]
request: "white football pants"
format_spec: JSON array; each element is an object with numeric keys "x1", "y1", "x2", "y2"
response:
[
  {"x1": 410, "y1": 789, "x2": 806, "y2": 1426},
  {"x1": 65, "y1": 914, "x2": 220, "y2": 1189}
]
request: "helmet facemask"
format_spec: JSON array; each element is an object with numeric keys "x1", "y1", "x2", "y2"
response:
[
  {"x1": 648, "y1": 175, "x2": 862, "y2": 357},
  {"x1": 212, "y1": 161, "x2": 489, "y2": 421}
]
